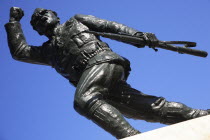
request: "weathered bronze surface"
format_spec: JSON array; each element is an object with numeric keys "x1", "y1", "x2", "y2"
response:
[{"x1": 5, "y1": 7, "x2": 209, "y2": 139}]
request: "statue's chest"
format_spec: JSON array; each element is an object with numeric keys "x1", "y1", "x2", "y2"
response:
[
  {"x1": 53, "y1": 18, "x2": 89, "y2": 68},
  {"x1": 55, "y1": 18, "x2": 89, "y2": 55}
]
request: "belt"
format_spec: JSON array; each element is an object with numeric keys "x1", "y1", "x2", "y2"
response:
[{"x1": 72, "y1": 41, "x2": 112, "y2": 72}]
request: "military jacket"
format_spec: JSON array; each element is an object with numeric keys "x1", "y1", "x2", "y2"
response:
[{"x1": 5, "y1": 14, "x2": 143, "y2": 86}]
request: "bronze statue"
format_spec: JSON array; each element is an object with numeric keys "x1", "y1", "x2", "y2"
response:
[{"x1": 5, "y1": 7, "x2": 209, "y2": 139}]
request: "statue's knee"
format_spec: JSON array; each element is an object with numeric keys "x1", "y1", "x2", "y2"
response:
[
  {"x1": 152, "y1": 99, "x2": 187, "y2": 115},
  {"x1": 151, "y1": 97, "x2": 166, "y2": 111},
  {"x1": 151, "y1": 98, "x2": 186, "y2": 112},
  {"x1": 73, "y1": 100, "x2": 86, "y2": 116},
  {"x1": 73, "y1": 92, "x2": 103, "y2": 117}
]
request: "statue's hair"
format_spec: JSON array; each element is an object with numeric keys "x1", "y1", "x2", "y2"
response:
[{"x1": 30, "y1": 8, "x2": 60, "y2": 31}]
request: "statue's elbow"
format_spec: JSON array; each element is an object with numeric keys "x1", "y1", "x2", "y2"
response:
[
  {"x1": 11, "y1": 53, "x2": 21, "y2": 60},
  {"x1": 8, "y1": 46, "x2": 19, "y2": 60},
  {"x1": 10, "y1": 50, "x2": 24, "y2": 61},
  {"x1": 9, "y1": 43, "x2": 29, "y2": 61}
]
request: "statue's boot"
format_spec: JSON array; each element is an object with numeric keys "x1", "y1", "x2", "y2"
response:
[
  {"x1": 74, "y1": 99, "x2": 140, "y2": 139},
  {"x1": 152, "y1": 99, "x2": 210, "y2": 124}
]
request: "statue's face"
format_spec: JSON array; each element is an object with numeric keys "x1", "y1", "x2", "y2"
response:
[{"x1": 33, "y1": 10, "x2": 59, "y2": 35}]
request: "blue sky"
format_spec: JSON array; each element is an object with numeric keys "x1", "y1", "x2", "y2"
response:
[{"x1": 0, "y1": 0, "x2": 210, "y2": 140}]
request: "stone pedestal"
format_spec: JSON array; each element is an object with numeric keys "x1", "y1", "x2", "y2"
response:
[{"x1": 121, "y1": 115, "x2": 210, "y2": 140}]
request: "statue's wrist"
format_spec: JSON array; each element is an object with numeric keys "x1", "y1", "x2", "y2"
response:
[{"x1": 134, "y1": 32, "x2": 144, "y2": 38}]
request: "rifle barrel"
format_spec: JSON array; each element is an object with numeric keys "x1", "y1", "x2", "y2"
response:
[
  {"x1": 85, "y1": 31, "x2": 208, "y2": 58},
  {"x1": 158, "y1": 43, "x2": 208, "y2": 57}
]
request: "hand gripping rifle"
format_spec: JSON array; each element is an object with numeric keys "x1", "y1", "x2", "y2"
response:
[{"x1": 85, "y1": 30, "x2": 208, "y2": 58}]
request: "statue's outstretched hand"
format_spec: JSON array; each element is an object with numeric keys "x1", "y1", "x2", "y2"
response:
[
  {"x1": 143, "y1": 33, "x2": 159, "y2": 49},
  {"x1": 9, "y1": 7, "x2": 24, "y2": 22}
]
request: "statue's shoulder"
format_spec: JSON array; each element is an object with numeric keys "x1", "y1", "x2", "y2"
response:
[
  {"x1": 64, "y1": 16, "x2": 78, "y2": 27},
  {"x1": 74, "y1": 14, "x2": 95, "y2": 22},
  {"x1": 74, "y1": 14, "x2": 88, "y2": 19}
]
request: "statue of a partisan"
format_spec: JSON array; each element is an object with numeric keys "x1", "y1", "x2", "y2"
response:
[{"x1": 5, "y1": 7, "x2": 210, "y2": 139}]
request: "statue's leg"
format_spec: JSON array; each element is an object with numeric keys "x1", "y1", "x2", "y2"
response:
[
  {"x1": 73, "y1": 63, "x2": 140, "y2": 139},
  {"x1": 109, "y1": 81, "x2": 209, "y2": 125}
]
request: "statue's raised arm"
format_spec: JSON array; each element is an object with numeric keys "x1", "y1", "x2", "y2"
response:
[{"x1": 5, "y1": 7, "x2": 51, "y2": 66}]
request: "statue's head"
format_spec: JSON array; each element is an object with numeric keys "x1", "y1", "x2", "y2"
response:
[{"x1": 30, "y1": 8, "x2": 60, "y2": 36}]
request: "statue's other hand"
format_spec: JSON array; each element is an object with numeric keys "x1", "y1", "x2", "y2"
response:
[
  {"x1": 9, "y1": 7, "x2": 24, "y2": 22},
  {"x1": 132, "y1": 32, "x2": 146, "y2": 48},
  {"x1": 143, "y1": 32, "x2": 159, "y2": 48}
]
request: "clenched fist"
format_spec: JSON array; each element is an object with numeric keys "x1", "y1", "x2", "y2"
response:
[{"x1": 9, "y1": 7, "x2": 24, "y2": 22}]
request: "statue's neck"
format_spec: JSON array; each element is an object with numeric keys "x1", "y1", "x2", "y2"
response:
[{"x1": 46, "y1": 24, "x2": 60, "y2": 39}]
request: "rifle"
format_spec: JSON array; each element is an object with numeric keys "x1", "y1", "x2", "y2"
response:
[{"x1": 85, "y1": 30, "x2": 208, "y2": 58}]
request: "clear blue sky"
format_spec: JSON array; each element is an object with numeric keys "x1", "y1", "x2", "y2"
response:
[{"x1": 0, "y1": 0, "x2": 210, "y2": 140}]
